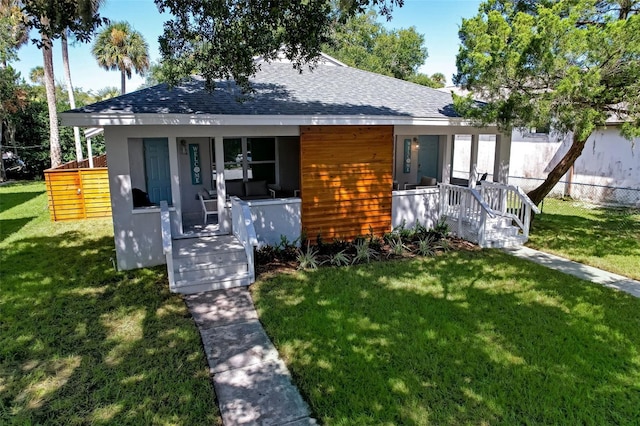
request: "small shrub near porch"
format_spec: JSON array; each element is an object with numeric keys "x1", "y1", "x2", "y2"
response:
[{"x1": 255, "y1": 220, "x2": 462, "y2": 273}]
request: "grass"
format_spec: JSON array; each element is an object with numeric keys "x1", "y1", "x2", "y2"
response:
[
  {"x1": 0, "y1": 181, "x2": 220, "y2": 425},
  {"x1": 528, "y1": 198, "x2": 640, "y2": 280},
  {"x1": 253, "y1": 253, "x2": 640, "y2": 425}
]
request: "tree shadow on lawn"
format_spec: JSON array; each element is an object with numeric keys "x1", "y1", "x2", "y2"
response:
[
  {"x1": 529, "y1": 207, "x2": 640, "y2": 259},
  {"x1": 0, "y1": 231, "x2": 219, "y2": 425},
  {"x1": 0, "y1": 186, "x2": 45, "y2": 214},
  {"x1": 0, "y1": 217, "x2": 37, "y2": 243},
  {"x1": 254, "y1": 251, "x2": 640, "y2": 425}
]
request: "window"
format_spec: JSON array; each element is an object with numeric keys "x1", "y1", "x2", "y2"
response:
[{"x1": 221, "y1": 137, "x2": 276, "y2": 183}]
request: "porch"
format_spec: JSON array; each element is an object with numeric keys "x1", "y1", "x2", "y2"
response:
[{"x1": 161, "y1": 180, "x2": 538, "y2": 294}]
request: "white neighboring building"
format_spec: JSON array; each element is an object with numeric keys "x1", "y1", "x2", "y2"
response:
[{"x1": 439, "y1": 87, "x2": 640, "y2": 206}]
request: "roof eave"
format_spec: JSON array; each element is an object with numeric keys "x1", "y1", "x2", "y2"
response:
[{"x1": 58, "y1": 112, "x2": 481, "y2": 128}]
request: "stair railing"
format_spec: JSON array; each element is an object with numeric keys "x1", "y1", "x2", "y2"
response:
[
  {"x1": 478, "y1": 182, "x2": 540, "y2": 238},
  {"x1": 230, "y1": 197, "x2": 259, "y2": 283},
  {"x1": 160, "y1": 200, "x2": 175, "y2": 291},
  {"x1": 439, "y1": 183, "x2": 498, "y2": 246}
]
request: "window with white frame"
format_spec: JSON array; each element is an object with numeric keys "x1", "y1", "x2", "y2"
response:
[{"x1": 220, "y1": 137, "x2": 277, "y2": 183}]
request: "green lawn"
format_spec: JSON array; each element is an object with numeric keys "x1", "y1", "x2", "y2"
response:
[
  {"x1": 0, "y1": 182, "x2": 220, "y2": 425},
  {"x1": 253, "y1": 254, "x2": 640, "y2": 425},
  {"x1": 527, "y1": 198, "x2": 640, "y2": 280}
]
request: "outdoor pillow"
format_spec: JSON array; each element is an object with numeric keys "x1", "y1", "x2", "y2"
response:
[
  {"x1": 245, "y1": 180, "x2": 269, "y2": 197},
  {"x1": 199, "y1": 189, "x2": 211, "y2": 200},
  {"x1": 226, "y1": 180, "x2": 245, "y2": 197},
  {"x1": 419, "y1": 176, "x2": 437, "y2": 186}
]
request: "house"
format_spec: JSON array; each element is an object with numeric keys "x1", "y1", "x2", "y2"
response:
[{"x1": 60, "y1": 55, "x2": 536, "y2": 294}]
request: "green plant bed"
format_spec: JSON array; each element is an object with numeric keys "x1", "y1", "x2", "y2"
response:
[
  {"x1": 253, "y1": 252, "x2": 640, "y2": 425},
  {"x1": 0, "y1": 182, "x2": 220, "y2": 425},
  {"x1": 528, "y1": 198, "x2": 640, "y2": 280}
]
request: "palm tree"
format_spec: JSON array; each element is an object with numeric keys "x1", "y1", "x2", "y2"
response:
[
  {"x1": 29, "y1": 66, "x2": 44, "y2": 84},
  {"x1": 62, "y1": 30, "x2": 84, "y2": 161},
  {"x1": 92, "y1": 22, "x2": 149, "y2": 95},
  {"x1": 22, "y1": 0, "x2": 104, "y2": 168},
  {"x1": 62, "y1": 1, "x2": 103, "y2": 162}
]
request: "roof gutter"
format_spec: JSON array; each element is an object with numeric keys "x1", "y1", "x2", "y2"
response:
[{"x1": 58, "y1": 112, "x2": 483, "y2": 128}]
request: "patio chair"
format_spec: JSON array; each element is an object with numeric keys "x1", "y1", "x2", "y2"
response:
[{"x1": 197, "y1": 189, "x2": 217, "y2": 225}]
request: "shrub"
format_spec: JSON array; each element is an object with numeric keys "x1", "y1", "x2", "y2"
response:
[
  {"x1": 296, "y1": 242, "x2": 319, "y2": 270},
  {"x1": 352, "y1": 240, "x2": 379, "y2": 264},
  {"x1": 325, "y1": 250, "x2": 351, "y2": 267}
]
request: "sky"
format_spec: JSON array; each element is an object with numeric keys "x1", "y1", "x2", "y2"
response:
[{"x1": 13, "y1": 0, "x2": 483, "y2": 94}]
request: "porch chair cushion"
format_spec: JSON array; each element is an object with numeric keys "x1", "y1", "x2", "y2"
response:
[
  {"x1": 226, "y1": 179, "x2": 245, "y2": 197},
  {"x1": 419, "y1": 176, "x2": 437, "y2": 186},
  {"x1": 244, "y1": 180, "x2": 269, "y2": 197}
]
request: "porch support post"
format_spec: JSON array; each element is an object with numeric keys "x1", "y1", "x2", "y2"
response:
[
  {"x1": 469, "y1": 134, "x2": 479, "y2": 188},
  {"x1": 214, "y1": 136, "x2": 230, "y2": 233},
  {"x1": 168, "y1": 136, "x2": 182, "y2": 235},
  {"x1": 493, "y1": 132, "x2": 512, "y2": 184},
  {"x1": 87, "y1": 138, "x2": 94, "y2": 168},
  {"x1": 442, "y1": 134, "x2": 454, "y2": 185}
]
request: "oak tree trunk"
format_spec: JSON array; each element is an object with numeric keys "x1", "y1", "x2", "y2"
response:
[
  {"x1": 42, "y1": 33, "x2": 61, "y2": 168},
  {"x1": 62, "y1": 31, "x2": 83, "y2": 161},
  {"x1": 526, "y1": 132, "x2": 587, "y2": 205}
]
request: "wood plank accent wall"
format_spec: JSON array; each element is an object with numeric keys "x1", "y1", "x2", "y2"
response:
[
  {"x1": 300, "y1": 125, "x2": 394, "y2": 241},
  {"x1": 44, "y1": 164, "x2": 111, "y2": 221}
]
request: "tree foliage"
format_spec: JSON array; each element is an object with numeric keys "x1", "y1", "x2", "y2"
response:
[
  {"x1": 0, "y1": 0, "x2": 29, "y2": 66},
  {"x1": 92, "y1": 21, "x2": 150, "y2": 94},
  {"x1": 454, "y1": 0, "x2": 640, "y2": 204},
  {"x1": 22, "y1": 0, "x2": 105, "y2": 47},
  {"x1": 2, "y1": 71, "x2": 105, "y2": 177},
  {"x1": 155, "y1": 0, "x2": 405, "y2": 91},
  {"x1": 323, "y1": 10, "x2": 429, "y2": 81},
  {"x1": 21, "y1": 0, "x2": 105, "y2": 168}
]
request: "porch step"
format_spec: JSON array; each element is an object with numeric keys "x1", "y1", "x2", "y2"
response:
[
  {"x1": 174, "y1": 263, "x2": 248, "y2": 283},
  {"x1": 173, "y1": 272, "x2": 252, "y2": 294},
  {"x1": 484, "y1": 234, "x2": 527, "y2": 248},
  {"x1": 170, "y1": 235, "x2": 252, "y2": 295},
  {"x1": 443, "y1": 215, "x2": 528, "y2": 249}
]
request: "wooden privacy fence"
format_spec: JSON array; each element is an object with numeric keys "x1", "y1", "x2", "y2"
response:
[{"x1": 44, "y1": 154, "x2": 111, "y2": 221}]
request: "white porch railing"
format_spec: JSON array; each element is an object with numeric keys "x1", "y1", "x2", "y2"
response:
[
  {"x1": 160, "y1": 201, "x2": 175, "y2": 291},
  {"x1": 439, "y1": 183, "x2": 498, "y2": 247},
  {"x1": 230, "y1": 197, "x2": 259, "y2": 283},
  {"x1": 478, "y1": 181, "x2": 541, "y2": 237}
]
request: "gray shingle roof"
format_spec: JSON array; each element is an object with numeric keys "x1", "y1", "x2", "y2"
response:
[{"x1": 70, "y1": 62, "x2": 460, "y2": 119}]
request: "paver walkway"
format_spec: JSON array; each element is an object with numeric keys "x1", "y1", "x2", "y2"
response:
[
  {"x1": 184, "y1": 287, "x2": 316, "y2": 425},
  {"x1": 504, "y1": 246, "x2": 640, "y2": 298}
]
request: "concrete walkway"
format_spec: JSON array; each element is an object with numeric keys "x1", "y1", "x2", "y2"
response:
[
  {"x1": 184, "y1": 287, "x2": 316, "y2": 425},
  {"x1": 504, "y1": 246, "x2": 640, "y2": 298}
]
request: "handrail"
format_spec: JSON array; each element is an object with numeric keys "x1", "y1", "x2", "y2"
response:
[
  {"x1": 479, "y1": 181, "x2": 540, "y2": 214},
  {"x1": 160, "y1": 201, "x2": 175, "y2": 291},
  {"x1": 468, "y1": 188, "x2": 499, "y2": 218},
  {"x1": 439, "y1": 182, "x2": 541, "y2": 247},
  {"x1": 478, "y1": 181, "x2": 539, "y2": 239},
  {"x1": 230, "y1": 197, "x2": 259, "y2": 283},
  {"x1": 439, "y1": 183, "x2": 501, "y2": 246}
]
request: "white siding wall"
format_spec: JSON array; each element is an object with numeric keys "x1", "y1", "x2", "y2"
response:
[
  {"x1": 509, "y1": 128, "x2": 640, "y2": 203},
  {"x1": 392, "y1": 188, "x2": 440, "y2": 230},
  {"x1": 245, "y1": 198, "x2": 302, "y2": 247}
]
